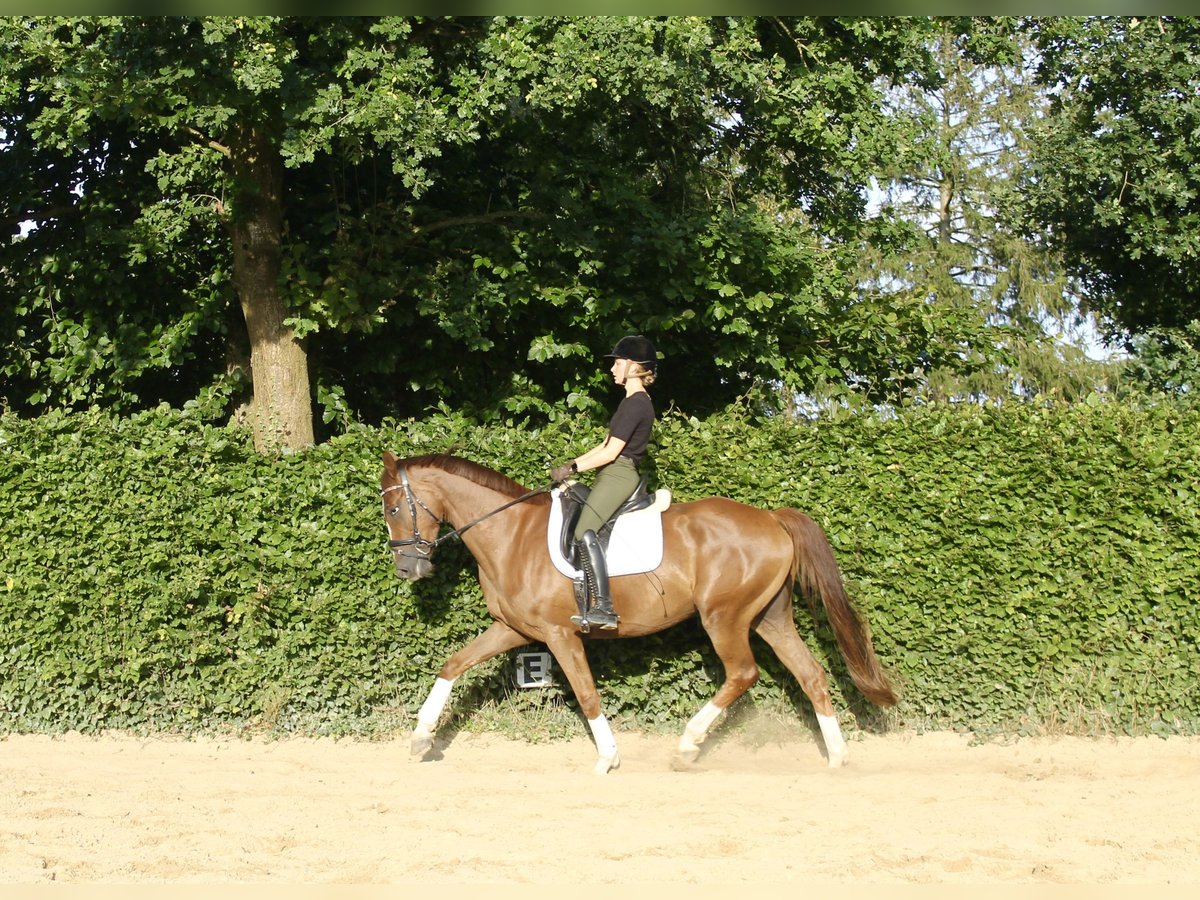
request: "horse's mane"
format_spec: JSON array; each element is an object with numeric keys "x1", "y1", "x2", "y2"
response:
[{"x1": 403, "y1": 453, "x2": 552, "y2": 505}]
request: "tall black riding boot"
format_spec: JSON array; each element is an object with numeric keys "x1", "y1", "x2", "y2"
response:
[{"x1": 572, "y1": 530, "x2": 619, "y2": 631}]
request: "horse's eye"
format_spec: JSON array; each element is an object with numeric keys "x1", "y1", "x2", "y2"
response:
[{"x1": 387, "y1": 506, "x2": 400, "y2": 517}]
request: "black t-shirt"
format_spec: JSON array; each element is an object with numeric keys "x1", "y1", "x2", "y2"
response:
[{"x1": 607, "y1": 391, "x2": 655, "y2": 467}]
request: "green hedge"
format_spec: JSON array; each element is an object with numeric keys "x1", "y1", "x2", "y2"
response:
[{"x1": 1, "y1": 400, "x2": 1197, "y2": 737}]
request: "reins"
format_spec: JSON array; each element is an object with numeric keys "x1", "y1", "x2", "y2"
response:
[
  {"x1": 382, "y1": 466, "x2": 552, "y2": 554},
  {"x1": 437, "y1": 484, "x2": 554, "y2": 545}
]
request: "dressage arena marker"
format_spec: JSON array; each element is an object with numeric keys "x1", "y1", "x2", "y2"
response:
[{"x1": 515, "y1": 651, "x2": 555, "y2": 688}]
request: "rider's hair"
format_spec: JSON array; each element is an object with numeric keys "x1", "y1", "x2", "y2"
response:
[{"x1": 628, "y1": 362, "x2": 656, "y2": 386}]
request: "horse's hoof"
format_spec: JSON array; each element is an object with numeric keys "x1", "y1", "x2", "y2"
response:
[
  {"x1": 672, "y1": 741, "x2": 701, "y2": 770},
  {"x1": 826, "y1": 747, "x2": 848, "y2": 769},
  {"x1": 671, "y1": 751, "x2": 701, "y2": 772},
  {"x1": 411, "y1": 736, "x2": 434, "y2": 759},
  {"x1": 593, "y1": 753, "x2": 620, "y2": 775}
]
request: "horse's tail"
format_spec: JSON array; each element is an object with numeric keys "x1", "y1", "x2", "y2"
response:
[{"x1": 773, "y1": 508, "x2": 898, "y2": 707}]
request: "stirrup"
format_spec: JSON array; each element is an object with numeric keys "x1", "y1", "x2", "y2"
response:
[
  {"x1": 571, "y1": 577, "x2": 592, "y2": 633},
  {"x1": 587, "y1": 608, "x2": 620, "y2": 630},
  {"x1": 571, "y1": 610, "x2": 619, "y2": 632}
]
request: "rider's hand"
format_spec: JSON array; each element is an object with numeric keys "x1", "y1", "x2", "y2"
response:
[{"x1": 550, "y1": 461, "x2": 577, "y2": 483}]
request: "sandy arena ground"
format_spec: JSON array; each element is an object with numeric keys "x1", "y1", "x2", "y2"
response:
[{"x1": 1, "y1": 726, "x2": 1198, "y2": 888}]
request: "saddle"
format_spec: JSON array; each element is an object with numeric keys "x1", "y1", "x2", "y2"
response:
[{"x1": 546, "y1": 478, "x2": 671, "y2": 579}]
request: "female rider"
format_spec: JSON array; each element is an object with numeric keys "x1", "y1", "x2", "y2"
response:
[{"x1": 550, "y1": 335, "x2": 657, "y2": 630}]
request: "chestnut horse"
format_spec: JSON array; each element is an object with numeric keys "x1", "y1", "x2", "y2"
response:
[{"x1": 381, "y1": 451, "x2": 896, "y2": 774}]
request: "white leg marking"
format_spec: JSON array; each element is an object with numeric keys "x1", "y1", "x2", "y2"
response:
[
  {"x1": 817, "y1": 712, "x2": 848, "y2": 767},
  {"x1": 414, "y1": 677, "x2": 455, "y2": 741},
  {"x1": 679, "y1": 701, "x2": 724, "y2": 756},
  {"x1": 588, "y1": 715, "x2": 620, "y2": 774}
]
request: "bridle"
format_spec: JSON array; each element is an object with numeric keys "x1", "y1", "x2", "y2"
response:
[
  {"x1": 382, "y1": 467, "x2": 442, "y2": 559},
  {"x1": 381, "y1": 465, "x2": 552, "y2": 561}
]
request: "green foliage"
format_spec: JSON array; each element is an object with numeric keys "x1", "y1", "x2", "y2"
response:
[
  {"x1": 1123, "y1": 320, "x2": 1200, "y2": 398},
  {"x1": 2, "y1": 16, "x2": 1004, "y2": 430},
  {"x1": 863, "y1": 18, "x2": 1117, "y2": 406},
  {"x1": 7, "y1": 15, "x2": 1186, "y2": 444},
  {"x1": 2, "y1": 401, "x2": 1197, "y2": 738},
  {"x1": 1023, "y1": 16, "x2": 1200, "y2": 339}
]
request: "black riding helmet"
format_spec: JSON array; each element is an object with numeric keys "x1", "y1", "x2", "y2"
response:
[{"x1": 605, "y1": 334, "x2": 657, "y2": 372}]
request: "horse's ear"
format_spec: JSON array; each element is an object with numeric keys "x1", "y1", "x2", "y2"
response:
[{"x1": 382, "y1": 450, "x2": 399, "y2": 475}]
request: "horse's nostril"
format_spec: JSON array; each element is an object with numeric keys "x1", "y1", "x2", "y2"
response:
[{"x1": 393, "y1": 558, "x2": 432, "y2": 581}]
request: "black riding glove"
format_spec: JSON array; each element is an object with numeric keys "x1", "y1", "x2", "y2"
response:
[{"x1": 550, "y1": 461, "x2": 577, "y2": 483}]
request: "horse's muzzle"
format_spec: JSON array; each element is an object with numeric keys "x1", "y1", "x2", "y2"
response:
[{"x1": 392, "y1": 553, "x2": 435, "y2": 581}]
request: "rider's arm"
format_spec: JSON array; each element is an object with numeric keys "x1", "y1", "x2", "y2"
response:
[{"x1": 572, "y1": 435, "x2": 627, "y2": 473}]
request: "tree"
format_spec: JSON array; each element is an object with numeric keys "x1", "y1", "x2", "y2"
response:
[
  {"x1": 4, "y1": 16, "x2": 979, "y2": 439},
  {"x1": 857, "y1": 17, "x2": 1114, "y2": 404},
  {"x1": 2, "y1": 17, "x2": 498, "y2": 450},
  {"x1": 321, "y1": 16, "x2": 949, "y2": 421},
  {"x1": 1022, "y1": 16, "x2": 1200, "y2": 344}
]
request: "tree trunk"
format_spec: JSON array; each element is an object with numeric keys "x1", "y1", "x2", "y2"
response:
[
  {"x1": 230, "y1": 127, "x2": 314, "y2": 452},
  {"x1": 938, "y1": 171, "x2": 954, "y2": 247}
]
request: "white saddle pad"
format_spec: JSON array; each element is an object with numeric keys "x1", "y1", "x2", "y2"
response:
[{"x1": 547, "y1": 485, "x2": 671, "y2": 579}]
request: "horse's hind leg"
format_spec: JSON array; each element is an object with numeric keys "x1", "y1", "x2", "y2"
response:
[
  {"x1": 753, "y1": 586, "x2": 848, "y2": 767},
  {"x1": 676, "y1": 615, "x2": 763, "y2": 767},
  {"x1": 411, "y1": 622, "x2": 530, "y2": 759}
]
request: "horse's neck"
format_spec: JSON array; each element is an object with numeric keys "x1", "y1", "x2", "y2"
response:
[
  {"x1": 433, "y1": 473, "x2": 513, "y2": 532},
  {"x1": 432, "y1": 473, "x2": 533, "y2": 572}
]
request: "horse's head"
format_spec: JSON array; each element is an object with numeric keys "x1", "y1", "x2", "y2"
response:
[{"x1": 380, "y1": 451, "x2": 439, "y2": 581}]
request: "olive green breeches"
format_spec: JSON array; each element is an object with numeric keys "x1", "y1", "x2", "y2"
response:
[{"x1": 573, "y1": 456, "x2": 640, "y2": 539}]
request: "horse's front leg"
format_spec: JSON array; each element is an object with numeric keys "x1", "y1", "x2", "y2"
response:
[
  {"x1": 412, "y1": 621, "x2": 531, "y2": 759},
  {"x1": 543, "y1": 630, "x2": 619, "y2": 774}
]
